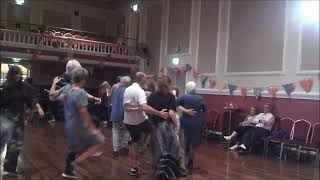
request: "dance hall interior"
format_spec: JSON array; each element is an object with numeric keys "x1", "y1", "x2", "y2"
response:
[{"x1": 0, "y1": 0, "x2": 319, "y2": 180}]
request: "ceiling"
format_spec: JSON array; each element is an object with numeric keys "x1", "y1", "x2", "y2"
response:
[{"x1": 61, "y1": 0, "x2": 131, "y2": 10}]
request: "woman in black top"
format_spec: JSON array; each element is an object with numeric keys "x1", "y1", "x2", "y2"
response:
[
  {"x1": 0, "y1": 66, "x2": 44, "y2": 176},
  {"x1": 147, "y1": 76, "x2": 187, "y2": 179}
]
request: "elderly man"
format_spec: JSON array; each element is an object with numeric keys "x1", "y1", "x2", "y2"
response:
[
  {"x1": 110, "y1": 76, "x2": 131, "y2": 156},
  {"x1": 123, "y1": 72, "x2": 169, "y2": 176},
  {"x1": 238, "y1": 103, "x2": 275, "y2": 154}
]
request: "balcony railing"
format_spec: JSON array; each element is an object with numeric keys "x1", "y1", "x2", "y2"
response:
[{"x1": 0, "y1": 29, "x2": 136, "y2": 57}]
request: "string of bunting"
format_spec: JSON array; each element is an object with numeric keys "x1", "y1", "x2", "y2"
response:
[{"x1": 196, "y1": 76, "x2": 313, "y2": 99}]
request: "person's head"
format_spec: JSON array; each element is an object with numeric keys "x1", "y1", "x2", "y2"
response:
[
  {"x1": 186, "y1": 81, "x2": 197, "y2": 94},
  {"x1": 6, "y1": 65, "x2": 22, "y2": 82},
  {"x1": 99, "y1": 81, "x2": 111, "y2": 94},
  {"x1": 71, "y1": 67, "x2": 89, "y2": 88},
  {"x1": 157, "y1": 75, "x2": 172, "y2": 94},
  {"x1": 249, "y1": 106, "x2": 257, "y2": 116},
  {"x1": 135, "y1": 72, "x2": 147, "y2": 87},
  {"x1": 116, "y1": 76, "x2": 122, "y2": 83},
  {"x1": 66, "y1": 59, "x2": 81, "y2": 75},
  {"x1": 120, "y1": 76, "x2": 131, "y2": 87},
  {"x1": 147, "y1": 82, "x2": 156, "y2": 93},
  {"x1": 263, "y1": 103, "x2": 272, "y2": 113}
]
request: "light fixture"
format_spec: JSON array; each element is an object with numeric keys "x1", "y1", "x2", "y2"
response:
[
  {"x1": 131, "y1": 3, "x2": 138, "y2": 12},
  {"x1": 15, "y1": 0, "x2": 24, "y2": 5},
  {"x1": 12, "y1": 58, "x2": 22, "y2": 62},
  {"x1": 172, "y1": 57, "x2": 180, "y2": 65},
  {"x1": 298, "y1": 1, "x2": 319, "y2": 24}
]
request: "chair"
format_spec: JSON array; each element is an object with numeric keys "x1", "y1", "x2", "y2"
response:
[
  {"x1": 265, "y1": 117, "x2": 294, "y2": 154},
  {"x1": 297, "y1": 123, "x2": 320, "y2": 166},
  {"x1": 63, "y1": 33, "x2": 74, "y2": 38},
  {"x1": 74, "y1": 35, "x2": 83, "y2": 39},
  {"x1": 202, "y1": 108, "x2": 220, "y2": 138},
  {"x1": 53, "y1": 32, "x2": 63, "y2": 37},
  {"x1": 279, "y1": 119, "x2": 311, "y2": 160}
]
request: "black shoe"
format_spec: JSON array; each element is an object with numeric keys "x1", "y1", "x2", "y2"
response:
[
  {"x1": 112, "y1": 151, "x2": 120, "y2": 157},
  {"x1": 120, "y1": 147, "x2": 129, "y2": 155},
  {"x1": 238, "y1": 148, "x2": 248, "y2": 155},
  {"x1": 62, "y1": 171, "x2": 77, "y2": 179},
  {"x1": 3, "y1": 169, "x2": 21, "y2": 177}
]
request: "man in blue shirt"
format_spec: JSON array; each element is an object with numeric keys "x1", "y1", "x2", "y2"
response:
[{"x1": 110, "y1": 76, "x2": 131, "y2": 156}]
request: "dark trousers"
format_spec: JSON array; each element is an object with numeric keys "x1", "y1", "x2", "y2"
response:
[
  {"x1": 64, "y1": 152, "x2": 76, "y2": 173},
  {"x1": 240, "y1": 127, "x2": 271, "y2": 149},
  {"x1": 235, "y1": 126, "x2": 254, "y2": 142}
]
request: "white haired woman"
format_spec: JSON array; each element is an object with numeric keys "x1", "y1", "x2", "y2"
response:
[{"x1": 177, "y1": 81, "x2": 206, "y2": 172}]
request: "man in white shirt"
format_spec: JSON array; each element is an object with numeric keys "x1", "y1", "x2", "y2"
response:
[
  {"x1": 123, "y1": 72, "x2": 168, "y2": 176},
  {"x1": 238, "y1": 103, "x2": 275, "y2": 153}
]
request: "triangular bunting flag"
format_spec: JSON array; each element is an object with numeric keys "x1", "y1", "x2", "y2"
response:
[
  {"x1": 299, "y1": 78, "x2": 313, "y2": 93},
  {"x1": 217, "y1": 81, "x2": 226, "y2": 91},
  {"x1": 240, "y1": 86, "x2": 248, "y2": 98},
  {"x1": 201, "y1": 76, "x2": 208, "y2": 88},
  {"x1": 282, "y1": 83, "x2": 295, "y2": 96},
  {"x1": 268, "y1": 85, "x2": 280, "y2": 97},
  {"x1": 152, "y1": 74, "x2": 158, "y2": 82},
  {"x1": 178, "y1": 66, "x2": 185, "y2": 74},
  {"x1": 185, "y1": 64, "x2": 192, "y2": 72},
  {"x1": 253, "y1": 87, "x2": 264, "y2": 100},
  {"x1": 228, "y1": 84, "x2": 238, "y2": 95},
  {"x1": 209, "y1": 79, "x2": 216, "y2": 88},
  {"x1": 160, "y1": 67, "x2": 164, "y2": 76},
  {"x1": 192, "y1": 68, "x2": 199, "y2": 79}
]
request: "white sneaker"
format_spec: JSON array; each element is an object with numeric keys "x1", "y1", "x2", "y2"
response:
[
  {"x1": 229, "y1": 144, "x2": 239, "y2": 150},
  {"x1": 240, "y1": 144, "x2": 247, "y2": 150},
  {"x1": 224, "y1": 136, "x2": 232, "y2": 142},
  {"x1": 92, "y1": 151, "x2": 103, "y2": 157}
]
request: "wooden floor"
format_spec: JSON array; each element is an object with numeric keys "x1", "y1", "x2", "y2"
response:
[{"x1": 3, "y1": 122, "x2": 319, "y2": 180}]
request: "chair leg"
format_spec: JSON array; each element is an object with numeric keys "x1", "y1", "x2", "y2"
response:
[
  {"x1": 297, "y1": 146, "x2": 301, "y2": 161},
  {"x1": 316, "y1": 149, "x2": 319, "y2": 167},
  {"x1": 280, "y1": 143, "x2": 284, "y2": 160}
]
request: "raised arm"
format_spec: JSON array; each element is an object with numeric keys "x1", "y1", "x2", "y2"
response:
[{"x1": 49, "y1": 76, "x2": 63, "y2": 101}]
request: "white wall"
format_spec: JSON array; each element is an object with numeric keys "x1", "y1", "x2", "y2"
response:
[{"x1": 155, "y1": 0, "x2": 319, "y2": 99}]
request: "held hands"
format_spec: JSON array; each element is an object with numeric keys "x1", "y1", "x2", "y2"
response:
[
  {"x1": 186, "y1": 109, "x2": 197, "y2": 117},
  {"x1": 91, "y1": 128, "x2": 102, "y2": 136},
  {"x1": 93, "y1": 97, "x2": 102, "y2": 104},
  {"x1": 159, "y1": 109, "x2": 169, "y2": 119}
]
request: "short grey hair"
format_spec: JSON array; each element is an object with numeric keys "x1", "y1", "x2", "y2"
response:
[
  {"x1": 66, "y1": 59, "x2": 81, "y2": 74},
  {"x1": 71, "y1": 67, "x2": 89, "y2": 83},
  {"x1": 135, "y1": 72, "x2": 146, "y2": 82},
  {"x1": 120, "y1": 76, "x2": 131, "y2": 86},
  {"x1": 186, "y1": 81, "x2": 197, "y2": 93}
]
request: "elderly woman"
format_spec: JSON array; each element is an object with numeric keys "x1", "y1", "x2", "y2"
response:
[
  {"x1": 49, "y1": 67, "x2": 105, "y2": 178},
  {"x1": 177, "y1": 81, "x2": 207, "y2": 171}
]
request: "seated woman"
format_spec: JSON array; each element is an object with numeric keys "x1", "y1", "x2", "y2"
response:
[
  {"x1": 224, "y1": 106, "x2": 257, "y2": 150},
  {"x1": 226, "y1": 103, "x2": 274, "y2": 154}
]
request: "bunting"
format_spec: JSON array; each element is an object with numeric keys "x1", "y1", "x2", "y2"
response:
[
  {"x1": 228, "y1": 84, "x2": 238, "y2": 95},
  {"x1": 267, "y1": 85, "x2": 280, "y2": 97},
  {"x1": 201, "y1": 76, "x2": 208, "y2": 88},
  {"x1": 240, "y1": 86, "x2": 248, "y2": 98},
  {"x1": 282, "y1": 83, "x2": 295, "y2": 96},
  {"x1": 160, "y1": 67, "x2": 165, "y2": 76},
  {"x1": 192, "y1": 68, "x2": 199, "y2": 79},
  {"x1": 217, "y1": 81, "x2": 226, "y2": 91},
  {"x1": 299, "y1": 78, "x2": 313, "y2": 93},
  {"x1": 185, "y1": 64, "x2": 192, "y2": 72},
  {"x1": 209, "y1": 79, "x2": 216, "y2": 88},
  {"x1": 253, "y1": 87, "x2": 264, "y2": 99}
]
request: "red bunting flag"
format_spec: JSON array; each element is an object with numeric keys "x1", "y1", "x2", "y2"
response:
[
  {"x1": 240, "y1": 86, "x2": 248, "y2": 98},
  {"x1": 209, "y1": 79, "x2": 216, "y2": 88},
  {"x1": 299, "y1": 78, "x2": 313, "y2": 93},
  {"x1": 268, "y1": 85, "x2": 279, "y2": 97},
  {"x1": 192, "y1": 68, "x2": 199, "y2": 79},
  {"x1": 160, "y1": 67, "x2": 164, "y2": 76},
  {"x1": 178, "y1": 66, "x2": 185, "y2": 74}
]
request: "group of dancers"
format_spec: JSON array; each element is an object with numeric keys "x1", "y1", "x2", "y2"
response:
[{"x1": 0, "y1": 59, "x2": 207, "y2": 180}]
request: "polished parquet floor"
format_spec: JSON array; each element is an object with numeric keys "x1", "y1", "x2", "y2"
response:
[{"x1": 2, "y1": 122, "x2": 319, "y2": 180}]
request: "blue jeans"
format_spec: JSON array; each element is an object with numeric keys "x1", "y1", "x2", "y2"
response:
[
  {"x1": 112, "y1": 122, "x2": 130, "y2": 152},
  {"x1": 0, "y1": 115, "x2": 14, "y2": 153}
]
